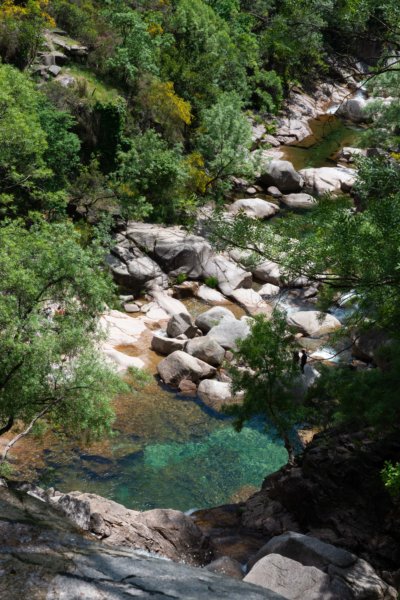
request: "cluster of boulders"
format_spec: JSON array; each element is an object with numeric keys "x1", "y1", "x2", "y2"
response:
[
  {"x1": 32, "y1": 28, "x2": 87, "y2": 81},
  {"x1": 153, "y1": 305, "x2": 249, "y2": 410}
]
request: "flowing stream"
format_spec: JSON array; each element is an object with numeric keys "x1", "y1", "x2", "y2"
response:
[{"x1": 22, "y1": 112, "x2": 365, "y2": 513}]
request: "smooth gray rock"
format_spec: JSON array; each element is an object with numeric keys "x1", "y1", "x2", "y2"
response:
[
  {"x1": 157, "y1": 351, "x2": 216, "y2": 387},
  {"x1": 202, "y1": 255, "x2": 252, "y2": 296},
  {"x1": 151, "y1": 331, "x2": 187, "y2": 355},
  {"x1": 167, "y1": 313, "x2": 197, "y2": 339},
  {"x1": 126, "y1": 222, "x2": 213, "y2": 279},
  {"x1": 0, "y1": 485, "x2": 283, "y2": 600},
  {"x1": 300, "y1": 166, "x2": 356, "y2": 195},
  {"x1": 259, "y1": 159, "x2": 304, "y2": 193},
  {"x1": 107, "y1": 240, "x2": 168, "y2": 291},
  {"x1": 229, "y1": 198, "x2": 279, "y2": 219},
  {"x1": 248, "y1": 532, "x2": 357, "y2": 571},
  {"x1": 197, "y1": 379, "x2": 238, "y2": 411},
  {"x1": 287, "y1": 311, "x2": 341, "y2": 337},
  {"x1": 245, "y1": 554, "x2": 338, "y2": 600},
  {"x1": 281, "y1": 193, "x2": 317, "y2": 209},
  {"x1": 207, "y1": 316, "x2": 251, "y2": 350},
  {"x1": 195, "y1": 307, "x2": 236, "y2": 334},
  {"x1": 185, "y1": 337, "x2": 226, "y2": 367},
  {"x1": 206, "y1": 556, "x2": 244, "y2": 580}
]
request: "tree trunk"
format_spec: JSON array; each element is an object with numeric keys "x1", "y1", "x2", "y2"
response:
[{"x1": 0, "y1": 406, "x2": 51, "y2": 464}]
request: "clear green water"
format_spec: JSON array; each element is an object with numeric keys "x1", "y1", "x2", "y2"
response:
[
  {"x1": 37, "y1": 380, "x2": 287, "y2": 511},
  {"x1": 281, "y1": 115, "x2": 363, "y2": 171}
]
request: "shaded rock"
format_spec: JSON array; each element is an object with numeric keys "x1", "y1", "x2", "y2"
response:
[
  {"x1": 0, "y1": 484, "x2": 281, "y2": 600},
  {"x1": 179, "y1": 379, "x2": 197, "y2": 394},
  {"x1": 205, "y1": 556, "x2": 244, "y2": 580},
  {"x1": 248, "y1": 532, "x2": 356, "y2": 571},
  {"x1": 336, "y1": 96, "x2": 372, "y2": 123},
  {"x1": 167, "y1": 313, "x2": 197, "y2": 339},
  {"x1": 195, "y1": 307, "x2": 236, "y2": 334},
  {"x1": 107, "y1": 241, "x2": 168, "y2": 292},
  {"x1": 196, "y1": 285, "x2": 230, "y2": 305},
  {"x1": 281, "y1": 193, "x2": 317, "y2": 209},
  {"x1": 126, "y1": 222, "x2": 213, "y2": 279},
  {"x1": 173, "y1": 280, "x2": 200, "y2": 299},
  {"x1": 157, "y1": 351, "x2": 216, "y2": 387},
  {"x1": 244, "y1": 554, "x2": 341, "y2": 600},
  {"x1": 207, "y1": 315, "x2": 251, "y2": 350},
  {"x1": 248, "y1": 533, "x2": 397, "y2": 600},
  {"x1": 259, "y1": 159, "x2": 304, "y2": 193},
  {"x1": 352, "y1": 329, "x2": 390, "y2": 364},
  {"x1": 185, "y1": 337, "x2": 226, "y2": 367},
  {"x1": 54, "y1": 490, "x2": 212, "y2": 566},
  {"x1": 287, "y1": 311, "x2": 341, "y2": 337},
  {"x1": 203, "y1": 255, "x2": 253, "y2": 296},
  {"x1": 242, "y1": 428, "x2": 400, "y2": 576},
  {"x1": 151, "y1": 331, "x2": 186, "y2": 355},
  {"x1": 300, "y1": 166, "x2": 356, "y2": 195},
  {"x1": 229, "y1": 198, "x2": 279, "y2": 219}
]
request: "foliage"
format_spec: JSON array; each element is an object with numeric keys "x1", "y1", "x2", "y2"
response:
[
  {"x1": 0, "y1": 64, "x2": 80, "y2": 218},
  {"x1": 381, "y1": 461, "x2": 400, "y2": 499},
  {"x1": 227, "y1": 311, "x2": 304, "y2": 463},
  {"x1": 0, "y1": 0, "x2": 54, "y2": 67},
  {"x1": 196, "y1": 92, "x2": 253, "y2": 195},
  {"x1": 204, "y1": 276, "x2": 218, "y2": 289},
  {"x1": 0, "y1": 218, "x2": 127, "y2": 459},
  {"x1": 114, "y1": 128, "x2": 189, "y2": 222}
]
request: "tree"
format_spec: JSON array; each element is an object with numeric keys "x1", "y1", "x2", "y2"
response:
[
  {"x1": 0, "y1": 0, "x2": 54, "y2": 67},
  {"x1": 227, "y1": 311, "x2": 303, "y2": 464},
  {"x1": 114, "y1": 128, "x2": 188, "y2": 222},
  {"x1": 0, "y1": 64, "x2": 80, "y2": 218},
  {"x1": 0, "y1": 218, "x2": 126, "y2": 466},
  {"x1": 196, "y1": 92, "x2": 254, "y2": 195}
]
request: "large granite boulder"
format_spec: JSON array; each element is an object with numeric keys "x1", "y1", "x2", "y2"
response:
[
  {"x1": 196, "y1": 285, "x2": 231, "y2": 305},
  {"x1": 246, "y1": 533, "x2": 397, "y2": 600},
  {"x1": 157, "y1": 351, "x2": 216, "y2": 387},
  {"x1": 207, "y1": 316, "x2": 251, "y2": 350},
  {"x1": 195, "y1": 307, "x2": 236, "y2": 334},
  {"x1": 126, "y1": 222, "x2": 213, "y2": 279},
  {"x1": 202, "y1": 255, "x2": 252, "y2": 296},
  {"x1": 336, "y1": 96, "x2": 372, "y2": 123},
  {"x1": 185, "y1": 337, "x2": 226, "y2": 367},
  {"x1": 287, "y1": 311, "x2": 341, "y2": 337},
  {"x1": 245, "y1": 554, "x2": 339, "y2": 600},
  {"x1": 252, "y1": 259, "x2": 283, "y2": 286},
  {"x1": 300, "y1": 166, "x2": 356, "y2": 195},
  {"x1": 151, "y1": 331, "x2": 187, "y2": 355},
  {"x1": 107, "y1": 238, "x2": 168, "y2": 292},
  {"x1": 167, "y1": 313, "x2": 197, "y2": 339},
  {"x1": 229, "y1": 198, "x2": 279, "y2": 219},
  {"x1": 0, "y1": 484, "x2": 281, "y2": 599},
  {"x1": 258, "y1": 159, "x2": 304, "y2": 193},
  {"x1": 229, "y1": 288, "x2": 273, "y2": 317}
]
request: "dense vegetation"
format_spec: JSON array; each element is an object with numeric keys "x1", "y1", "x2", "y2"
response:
[{"x1": 0, "y1": 0, "x2": 400, "y2": 480}]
